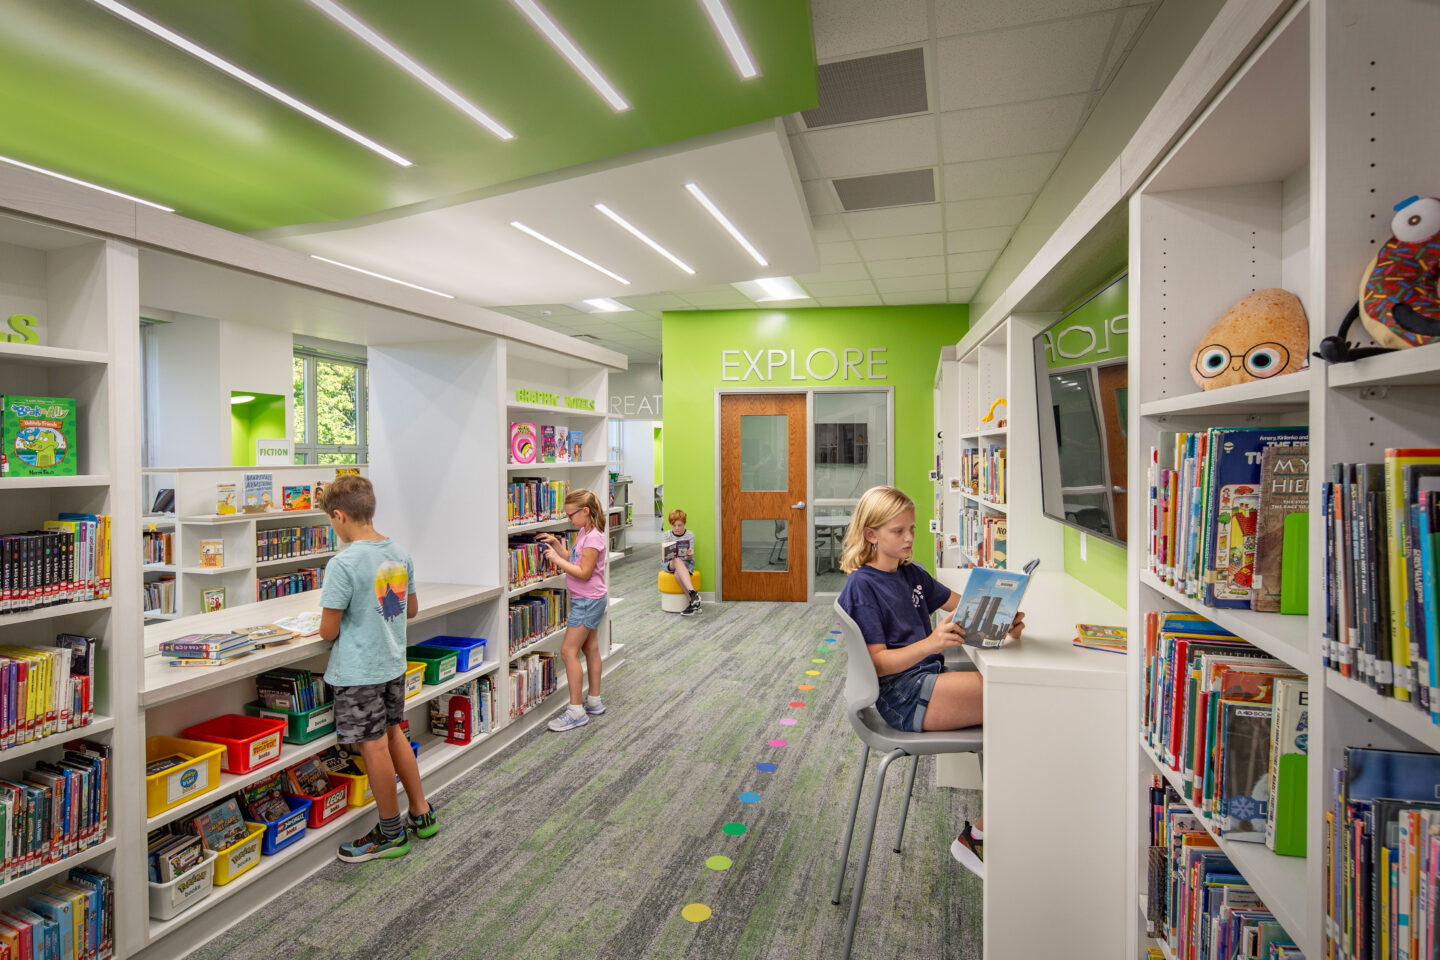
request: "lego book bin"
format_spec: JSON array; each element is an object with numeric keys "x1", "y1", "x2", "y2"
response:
[
  {"x1": 145, "y1": 737, "x2": 227, "y2": 818},
  {"x1": 148, "y1": 849, "x2": 219, "y2": 921}
]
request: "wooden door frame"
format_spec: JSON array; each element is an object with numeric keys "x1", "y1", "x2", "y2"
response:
[{"x1": 711, "y1": 386, "x2": 896, "y2": 601}]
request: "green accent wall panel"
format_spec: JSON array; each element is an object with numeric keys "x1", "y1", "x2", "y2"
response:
[{"x1": 1063, "y1": 526, "x2": 1127, "y2": 609}]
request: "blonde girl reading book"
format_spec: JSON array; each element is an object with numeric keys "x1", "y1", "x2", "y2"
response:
[
  {"x1": 837, "y1": 485, "x2": 1025, "y2": 878},
  {"x1": 537, "y1": 489, "x2": 608, "y2": 732}
]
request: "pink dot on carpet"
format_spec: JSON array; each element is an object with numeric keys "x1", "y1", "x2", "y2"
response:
[
  {"x1": 779, "y1": 718, "x2": 798, "y2": 726},
  {"x1": 769, "y1": 738, "x2": 787, "y2": 747}
]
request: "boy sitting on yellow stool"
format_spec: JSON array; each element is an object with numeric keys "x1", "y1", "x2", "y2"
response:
[{"x1": 659, "y1": 509, "x2": 701, "y2": 616}]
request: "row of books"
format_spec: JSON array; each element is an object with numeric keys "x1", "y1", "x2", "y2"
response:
[
  {"x1": 1145, "y1": 429, "x2": 1309, "y2": 613},
  {"x1": 959, "y1": 508, "x2": 1006, "y2": 569},
  {"x1": 254, "y1": 525, "x2": 335, "y2": 563},
  {"x1": 509, "y1": 653, "x2": 558, "y2": 719},
  {"x1": 0, "y1": 514, "x2": 112, "y2": 614},
  {"x1": 0, "y1": 638, "x2": 96, "y2": 750},
  {"x1": 1145, "y1": 781, "x2": 1301, "y2": 959},
  {"x1": 507, "y1": 534, "x2": 571, "y2": 590},
  {"x1": 0, "y1": 867, "x2": 113, "y2": 960},
  {"x1": 143, "y1": 578, "x2": 175, "y2": 616},
  {"x1": 158, "y1": 625, "x2": 295, "y2": 668},
  {"x1": 142, "y1": 530, "x2": 173, "y2": 566},
  {"x1": 427, "y1": 678, "x2": 495, "y2": 738},
  {"x1": 1321, "y1": 452, "x2": 1440, "y2": 719},
  {"x1": 1325, "y1": 747, "x2": 1440, "y2": 960},
  {"x1": 1141, "y1": 611, "x2": 1308, "y2": 855},
  {"x1": 973, "y1": 446, "x2": 1007, "y2": 503},
  {"x1": 508, "y1": 590, "x2": 567, "y2": 655},
  {"x1": 0, "y1": 740, "x2": 109, "y2": 885},
  {"x1": 507, "y1": 479, "x2": 569, "y2": 528},
  {"x1": 508, "y1": 423, "x2": 585, "y2": 465},
  {"x1": 256, "y1": 567, "x2": 322, "y2": 602},
  {"x1": 255, "y1": 668, "x2": 327, "y2": 713}
]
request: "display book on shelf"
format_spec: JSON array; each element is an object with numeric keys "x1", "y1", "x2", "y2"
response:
[{"x1": 607, "y1": 473, "x2": 631, "y2": 560}]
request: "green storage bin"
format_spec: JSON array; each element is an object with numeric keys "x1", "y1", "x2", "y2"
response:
[
  {"x1": 244, "y1": 699, "x2": 336, "y2": 744},
  {"x1": 404, "y1": 645, "x2": 458, "y2": 685}
]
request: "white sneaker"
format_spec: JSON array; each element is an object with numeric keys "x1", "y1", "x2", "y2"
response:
[
  {"x1": 547, "y1": 709, "x2": 590, "y2": 732},
  {"x1": 950, "y1": 821, "x2": 984, "y2": 879}
]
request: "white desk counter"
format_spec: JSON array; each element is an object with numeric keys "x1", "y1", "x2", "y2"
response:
[{"x1": 935, "y1": 568, "x2": 1128, "y2": 960}]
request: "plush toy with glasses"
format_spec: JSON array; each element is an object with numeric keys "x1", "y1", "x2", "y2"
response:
[{"x1": 1190, "y1": 288, "x2": 1309, "y2": 390}]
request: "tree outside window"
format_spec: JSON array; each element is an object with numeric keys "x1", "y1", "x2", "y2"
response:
[{"x1": 293, "y1": 351, "x2": 367, "y2": 464}]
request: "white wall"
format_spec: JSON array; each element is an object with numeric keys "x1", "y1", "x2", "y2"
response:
[{"x1": 620, "y1": 419, "x2": 656, "y2": 521}]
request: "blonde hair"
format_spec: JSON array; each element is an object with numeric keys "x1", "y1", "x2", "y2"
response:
[
  {"x1": 566, "y1": 488, "x2": 606, "y2": 532},
  {"x1": 668, "y1": 508, "x2": 687, "y2": 525},
  {"x1": 840, "y1": 485, "x2": 915, "y2": 573}
]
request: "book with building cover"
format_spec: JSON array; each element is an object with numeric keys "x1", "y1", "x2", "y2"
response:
[{"x1": 949, "y1": 559, "x2": 1039, "y2": 647}]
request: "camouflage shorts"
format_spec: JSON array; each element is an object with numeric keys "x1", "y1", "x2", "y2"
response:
[{"x1": 331, "y1": 676, "x2": 405, "y2": 744}]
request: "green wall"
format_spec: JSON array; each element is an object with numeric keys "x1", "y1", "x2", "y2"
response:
[
  {"x1": 661, "y1": 304, "x2": 969, "y2": 586},
  {"x1": 1064, "y1": 527, "x2": 1127, "y2": 609},
  {"x1": 230, "y1": 393, "x2": 288, "y2": 466}
]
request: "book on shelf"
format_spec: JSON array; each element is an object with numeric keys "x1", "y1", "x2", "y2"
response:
[
  {"x1": 238, "y1": 772, "x2": 292, "y2": 821},
  {"x1": 159, "y1": 632, "x2": 249, "y2": 655},
  {"x1": 0, "y1": 395, "x2": 77, "y2": 478},
  {"x1": 215, "y1": 482, "x2": 236, "y2": 515},
  {"x1": 198, "y1": 539, "x2": 224, "y2": 569},
  {"x1": 271, "y1": 611, "x2": 322, "y2": 638},
  {"x1": 189, "y1": 797, "x2": 248, "y2": 852},
  {"x1": 202, "y1": 588, "x2": 225, "y2": 613},
  {"x1": 554, "y1": 427, "x2": 570, "y2": 462},
  {"x1": 948, "y1": 559, "x2": 1038, "y2": 647},
  {"x1": 282, "y1": 485, "x2": 311, "y2": 511},
  {"x1": 147, "y1": 831, "x2": 203, "y2": 883},
  {"x1": 150, "y1": 488, "x2": 175, "y2": 514},
  {"x1": 234, "y1": 624, "x2": 295, "y2": 649},
  {"x1": 242, "y1": 472, "x2": 273, "y2": 511},
  {"x1": 510, "y1": 423, "x2": 537, "y2": 465},
  {"x1": 165, "y1": 650, "x2": 250, "y2": 668},
  {"x1": 568, "y1": 429, "x2": 583, "y2": 461},
  {"x1": 540, "y1": 425, "x2": 557, "y2": 463},
  {"x1": 1073, "y1": 623, "x2": 1127, "y2": 654},
  {"x1": 1252, "y1": 443, "x2": 1309, "y2": 614},
  {"x1": 0, "y1": 640, "x2": 97, "y2": 746},
  {"x1": 1, "y1": 515, "x2": 111, "y2": 613},
  {"x1": 256, "y1": 568, "x2": 322, "y2": 601},
  {"x1": 507, "y1": 478, "x2": 568, "y2": 527},
  {"x1": 284, "y1": 757, "x2": 330, "y2": 798},
  {"x1": 256, "y1": 667, "x2": 327, "y2": 712},
  {"x1": 508, "y1": 590, "x2": 567, "y2": 655},
  {"x1": 334, "y1": 467, "x2": 358, "y2": 478},
  {"x1": 1265, "y1": 677, "x2": 1308, "y2": 857}
]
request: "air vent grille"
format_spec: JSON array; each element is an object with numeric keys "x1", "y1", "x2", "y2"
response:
[
  {"x1": 832, "y1": 169, "x2": 936, "y2": 211},
  {"x1": 801, "y1": 48, "x2": 928, "y2": 129}
]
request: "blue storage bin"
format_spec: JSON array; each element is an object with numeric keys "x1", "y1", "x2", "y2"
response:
[
  {"x1": 251, "y1": 795, "x2": 311, "y2": 856},
  {"x1": 418, "y1": 636, "x2": 487, "y2": 672}
]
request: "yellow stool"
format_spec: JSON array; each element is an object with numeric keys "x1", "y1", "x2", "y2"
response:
[{"x1": 658, "y1": 569, "x2": 702, "y2": 613}]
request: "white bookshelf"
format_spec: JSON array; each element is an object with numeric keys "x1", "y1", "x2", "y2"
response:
[
  {"x1": 931, "y1": 347, "x2": 962, "y2": 569},
  {"x1": 608, "y1": 475, "x2": 632, "y2": 560}
]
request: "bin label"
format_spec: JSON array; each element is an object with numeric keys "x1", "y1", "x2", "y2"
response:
[
  {"x1": 437, "y1": 659, "x2": 457, "y2": 681},
  {"x1": 227, "y1": 839, "x2": 259, "y2": 874},
  {"x1": 174, "y1": 866, "x2": 210, "y2": 902},
  {"x1": 249, "y1": 734, "x2": 280, "y2": 766},
  {"x1": 307, "y1": 706, "x2": 335, "y2": 733},
  {"x1": 167, "y1": 763, "x2": 208, "y2": 804},
  {"x1": 275, "y1": 813, "x2": 305, "y2": 843},
  {"x1": 322, "y1": 789, "x2": 347, "y2": 818}
]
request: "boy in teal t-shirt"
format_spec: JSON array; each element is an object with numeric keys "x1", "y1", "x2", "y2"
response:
[{"x1": 318, "y1": 475, "x2": 437, "y2": 862}]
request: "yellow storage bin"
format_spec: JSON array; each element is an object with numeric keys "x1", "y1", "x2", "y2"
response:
[
  {"x1": 329, "y1": 758, "x2": 373, "y2": 808},
  {"x1": 144, "y1": 737, "x2": 227, "y2": 818},
  {"x1": 213, "y1": 822, "x2": 265, "y2": 885},
  {"x1": 403, "y1": 661, "x2": 425, "y2": 699}
]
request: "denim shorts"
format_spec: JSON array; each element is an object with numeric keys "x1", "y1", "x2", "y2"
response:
[
  {"x1": 568, "y1": 595, "x2": 607, "y2": 629},
  {"x1": 661, "y1": 557, "x2": 696, "y2": 574},
  {"x1": 875, "y1": 662, "x2": 942, "y2": 733}
]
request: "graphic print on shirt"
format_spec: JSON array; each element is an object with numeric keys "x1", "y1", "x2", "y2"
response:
[
  {"x1": 374, "y1": 563, "x2": 408, "y2": 621},
  {"x1": 911, "y1": 583, "x2": 925, "y2": 610}
]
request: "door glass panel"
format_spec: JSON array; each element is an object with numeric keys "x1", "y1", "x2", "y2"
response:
[
  {"x1": 815, "y1": 505, "x2": 854, "y2": 593},
  {"x1": 741, "y1": 518, "x2": 788, "y2": 571},
  {"x1": 740, "y1": 414, "x2": 788, "y2": 491},
  {"x1": 814, "y1": 392, "x2": 888, "y2": 498}
]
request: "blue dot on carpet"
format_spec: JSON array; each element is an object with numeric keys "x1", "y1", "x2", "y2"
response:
[
  {"x1": 755, "y1": 762, "x2": 777, "y2": 772},
  {"x1": 738, "y1": 791, "x2": 761, "y2": 803}
]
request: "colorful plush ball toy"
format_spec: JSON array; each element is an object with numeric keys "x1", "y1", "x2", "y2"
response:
[
  {"x1": 1190, "y1": 289, "x2": 1309, "y2": 390},
  {"x1": 1358, "y1": 195, "x2": 1440, "y2": 349}
]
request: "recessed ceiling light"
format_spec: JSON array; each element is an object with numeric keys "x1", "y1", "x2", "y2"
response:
[
  {"x1": 733, "y1": 276, "x2": 809, "y2": 302},
  {"x1": 509, "y1": 0, "x2": 630, "y2": 112},
  {"x1": 86, "y1": 0, "x2": 413, "y2": 166},
  {"x1": 593, "y1": 204, "x2": 695, "y2": 275},
  {"x1": 0, "y1": 154, "x2": 175, "y2": 212},
  {"x1": 685, "y1": 182, "x2": 767, "y2": 267},
  {"x1": 230, "y1": 394, "x2": 256, "y2": 405},
  {"x1": 697, "y1": 0, "x2": 759, "y2": 79},
  {"x1": 310, "y1": 255, "x2": 455, "y2": 297},
  {"x1": 580, "y1": 298, "x2": 632, "y2": 313},
  {"x1": 510, "y1": 222, "x2": 630, "y2": 285},
  {"x1": 306, "y1": 0, "x2": 514, "y2": 140}
]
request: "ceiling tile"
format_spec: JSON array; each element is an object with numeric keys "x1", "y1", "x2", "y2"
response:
[
  {"x1": 819, "y1": 240, "x2": 863, "y2": 264},
  {"x1": 809, "y1": 0, "x2": 930, "y2": 60},
  {"x1": 618, "y1": 293, "x2": 690, "y2": 311},
  {"x1": 944, "y1": 195, "x2": 1034, "y2": 230},
  {"x1": 680, "y1": 289, "x2": 757, "y2": 307},
  {"x1": 935, "y1": 15, "x2": 1115, "y2": 110},
  {"x1": 804, "y1": 279, "x2": 880, "y2": 296},
  {"x1": 875, "y1": 275, "x2": 947, "y2": 293},
  {"x1": 867, "y1": 256, "x2": 946, "y2": 278},
  {"x1": 789, "y1": 135, "x2": 821, "y2": 180},
  {"x1": 816, "y1": 295, "x2": 885, "y2": 307},
  {"x1": 935, "y1": 0, "x2": 1129, "y2": 36},
  {"x1": 797, "y1": 261, "x2": 872, "y2": 282},
  {"x1": 881, "y1": 290, "x2": 948, "y2": 305},
  {"x1": 939, "y1": 94, "x2": 1089, "y2": 162},
  {"x1": 803, "y1": 179, "x2": 842, "y2": 216},
  {"x1": 945, "y1": 225, "x2": 1014, "y2": 253},
  {"x1": 948, "y1": 270, "x2": 990, "y2": 287},
  {"x1": 942, "y1": 153, "x2": 1061, "y2": 201},
  {"x1": 947, "y1": 250, "x2": 1000, "y2": 273},
  {"x1": 855, "y1": 233, "x2": 944, "y2": 260},
  {"x1": 811, "y1": 214, "x2": 850, "y2": 243},
  {"x1": 803, "y1": 115, "x2": 939, "y2": 179},
  {"x1": 1097, "y1": 6, "x2": 1153, "y2": 86},
  {"x1": 844, "y1": 203, "x2": 943, "y2": 240},
  {"x1": 950, "y1": 286, "x2": 979, "y2": 301}
]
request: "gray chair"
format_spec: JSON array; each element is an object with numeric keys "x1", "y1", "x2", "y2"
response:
[
  {"x1": 830, "y1": 600, "x2": 983, "y2": 960},
  {"x1": 768, "y1": 519, "x2": 788, "y2": 564}
]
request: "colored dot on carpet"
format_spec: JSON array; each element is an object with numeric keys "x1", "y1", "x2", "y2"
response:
[
  {"x1": 682, "y1": 904, "x2": 712, "y2": 923},
  {"x1": 805, "y1": 670, "x2": 820, "y2": 676},
  {"x1": 722, "y1": 822, "x2": 747, "y2": 836},
  {"x1": 738, "y1": 792, "x2": 761, "y2": 803},
  {"x1": 790, "y1": 701, "x2": 806, "y2": 708},
  {"x1": 779, "y1": 718, "x2": 798, "y2": 726},
  {"x1": 769, "y1": 738, "x2": 788, "y2": 747},
  {"x1": 798, "y1": 684, "x2": 813, "y2": 691},
  {"x1": 812, "y1": 658, "x2": 827, "y2": 664},
  {"x1": 706, "y1": 856, "x2": 733, "y2": 871},
  {"x1": 755, "y1": 762, "x2": 777, "y2": 772}
]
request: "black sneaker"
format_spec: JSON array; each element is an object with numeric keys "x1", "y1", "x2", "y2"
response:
[
  {"x1": 409, "y1": 804, "x2": 438, "y2": 839},
  {"x1": 950, "y1": 821, "x2": 984, "y2": 879},
  {"x1": 681, "y1": 597, "x2": 701, "y2": 616}
]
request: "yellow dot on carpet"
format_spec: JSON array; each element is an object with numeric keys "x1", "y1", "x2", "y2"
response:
[
  {"x1": 812, "y1": 658, "x2": 827, "y2": 664},
  {"x1": 706, "y1": 856, "x2": 733, "y2": 871},
  {"x1": 682, "y1": 903, "x2": 712, "y2": 922},
  {"x1": 805, "y1": 670, "x2": 820, "y2": 676}
]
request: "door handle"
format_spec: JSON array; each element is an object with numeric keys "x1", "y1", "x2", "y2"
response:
[{"x1": 791, "y1": 501, "x2": 806, "y2": 509}]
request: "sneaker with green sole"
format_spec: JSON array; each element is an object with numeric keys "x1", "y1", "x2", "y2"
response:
[
  {"x1": 409, "y1": 805, "x2": 438, "y2": 839},
  {"x1": 337, "y1": 824, "x2": 410, "y2": 863}
]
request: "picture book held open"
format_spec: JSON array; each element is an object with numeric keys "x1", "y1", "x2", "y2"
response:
[{"x1": 950, "y1": 558, "x2": 1039, "y2": 647}]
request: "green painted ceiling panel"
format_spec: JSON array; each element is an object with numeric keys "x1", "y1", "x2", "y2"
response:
[{"x1": 0, "y1": 0, "x2": 816, "y2": 231}]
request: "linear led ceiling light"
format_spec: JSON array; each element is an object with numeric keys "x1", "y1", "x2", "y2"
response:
[
  {"x1": 697, "y1": 0, "x2": 759, "y2": 79},
  {"x1": 310, "y1": 255, "x2": 455, "y2": 297},
  {"x1": 593, "y1": 203, "x2": 695, "y2": 275},
  {"x1": 0, "y1": 154, "x2": 175, "y2": 212},
  {"x1": 510, "y1": 222, "x2": 630, "y2": 285},
  {"x1": 733, "y1": 276, "x2": 808, "y2": 302},
  {"x1": 86, "y1": 0, "x2": 413, "y2": 166},
  {"x1": 685, "y1": 182, "x2": 767, "y2": 267},
  {"x1": 509, "y1": 0, "x2": 630, "y2": 112},
  {"x1": 306, "y1": 0, "x2": 514, "y2": 140},
  {"x1": 580, "y1": 298, "x2": 632, "y2": 313}
]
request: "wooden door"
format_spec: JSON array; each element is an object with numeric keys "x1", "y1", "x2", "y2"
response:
[
  {"x1": 720, "y1": 393, "x2": 808, "y2": 601},
  {"x1": 1096, "y1": 363, "x2": 1128, "y2": 540}
]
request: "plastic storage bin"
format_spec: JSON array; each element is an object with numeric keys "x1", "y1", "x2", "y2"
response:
[
  {"x1": 405, "y1": 646, "x2": 459, "y2": 685},
  {"x1": 180, "y1": 715, "x2": 289, "y2": 775},
  {"x1": 328, "y1": 763, "x2": 372, "y2": 808},
  {"x1": 416, "y1": 636, "x2": 486, "y2": 672},
  {"x1": 145, "y1": 737, "x2": 227, "y2": 818},
  {"x1": 250, "y1": 795, "x2": 311, "y2": 856},
  {"x1": 403, "y1": 661, "x2": 425, "y2": 699},
  {"x1": 212, "y1": 821, "x2": 265, "y2": 885},
  {"x1": 287, "y1": 780, "x2": 350, "y2": 828},
  {"x1": 244, "y1": 700, "x2": 335, "y2": 744},
  {"x1": 148, "y1": 849, "x2": 218, "y2": 921}
]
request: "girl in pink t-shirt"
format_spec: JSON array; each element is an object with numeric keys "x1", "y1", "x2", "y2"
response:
[{"x1": 538, "y1": 489, "x2": 608, "y2": 732}]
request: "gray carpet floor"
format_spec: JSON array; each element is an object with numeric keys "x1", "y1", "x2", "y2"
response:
[{"x1": 186, "y1": 546, "x2": 982, "y2": 960}]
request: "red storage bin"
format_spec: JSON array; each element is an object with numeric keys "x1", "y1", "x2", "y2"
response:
[
  {"x1": 180, "y1": 714, "x2": 289, "y2": 775},
  {"x1": 287, "y1": 779, "x2": 350, "y2": 828}
]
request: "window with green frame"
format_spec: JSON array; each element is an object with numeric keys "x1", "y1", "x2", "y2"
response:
[{"x1": 292, "y1": 350, "x2": 368, "y2": 464}]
